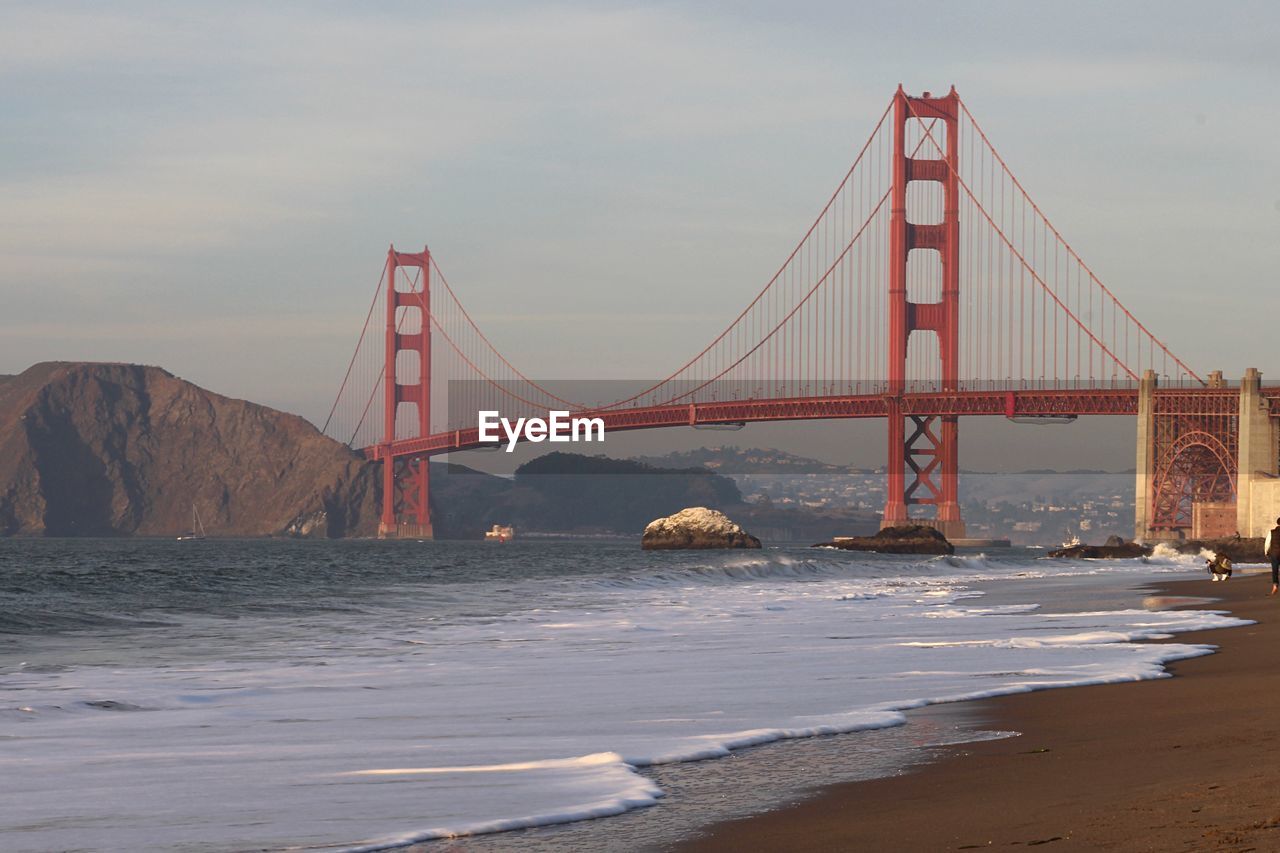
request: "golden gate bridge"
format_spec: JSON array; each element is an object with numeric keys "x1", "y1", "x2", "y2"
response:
[{"x1": 322, "y1": 86, "x2": 1280, "y2": 543}]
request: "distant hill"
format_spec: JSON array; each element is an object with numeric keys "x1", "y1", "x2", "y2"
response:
[
  {"x1": 0, "y1": 362, "x2": 382, "y2": 537},
  {"x1": 632, "y1": 446, "x2": 856, "y2": 475},
  {"x1": 449, "y1": 451, "x2": 878, "y2": 540},
  {"x1": 476, "y1": 452, "x2": 743, "y2": 535},
  {"x1": 425, "y1": 451, "x2": 884, "y2": 540}
]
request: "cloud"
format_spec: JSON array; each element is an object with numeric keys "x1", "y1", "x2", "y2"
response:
[
  {"x1": 0, "y1": 3, "x2": 879, "y2": 268},
  {"x1": 954, "y1": 55, "x2": 1210, "y2": 98},
  {"x1": 0, "y1": 99, "x2": 513, "y2": 259},
  {"x1": 0, "y1": 310, "x2": 355, "y2": 341},
  {"x1": 0, "y1": 8, "x2": 170, "y2": 72}
]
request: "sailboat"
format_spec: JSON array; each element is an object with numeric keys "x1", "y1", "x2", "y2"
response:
[{"x1": 177, "y1": 505, "x2": 208, "y2": 541}]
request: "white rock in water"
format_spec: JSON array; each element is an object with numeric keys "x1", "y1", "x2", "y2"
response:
[{"x1": 641, "y1": 507, "x2": 761, "y2": 550}]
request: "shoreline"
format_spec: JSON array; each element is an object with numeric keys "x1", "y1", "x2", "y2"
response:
[{"x1": 676, "y1": 571, "x2": 1280, "y2": 852}]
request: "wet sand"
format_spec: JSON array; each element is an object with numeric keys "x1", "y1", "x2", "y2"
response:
[{"x1": 678, "y1": 572, "x2": 1280, "y2": 852}]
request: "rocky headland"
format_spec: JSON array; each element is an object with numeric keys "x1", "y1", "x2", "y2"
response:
[
  {"x1": 813, "y1": 524, "x2": 955, "y2": 555},
  {"x1": 641, "y1": 507, "x2": 762, "y2": 550},
  {"x1": 0, "y1": 362, "x2": 380, "y2": 537}
]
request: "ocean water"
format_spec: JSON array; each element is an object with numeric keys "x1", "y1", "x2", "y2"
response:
[{"x1": 0, "y1": 539, "x2": 1248, "y2": 852}]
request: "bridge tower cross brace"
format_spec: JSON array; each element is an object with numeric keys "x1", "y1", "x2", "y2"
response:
[
  {"x1": 378, "y1": 244, "x2": 434, "y2": 539},
  {"x1": 882, "y1": 86, "x2": 965, "y2": 539}
]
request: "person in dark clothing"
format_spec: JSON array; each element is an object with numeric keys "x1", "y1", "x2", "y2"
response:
[{"x1": 1267, "y1": 517, "x2": 1280, "y2": 596}]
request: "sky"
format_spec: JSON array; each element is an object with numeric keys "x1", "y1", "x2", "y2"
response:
[{"x1": 3, "y1": 1, "x2": 1279, "y2": 471}]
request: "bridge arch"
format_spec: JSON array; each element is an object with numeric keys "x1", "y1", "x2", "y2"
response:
[{"x1": 1149, "y1": 430, "x2": 1237, "y2": 533}]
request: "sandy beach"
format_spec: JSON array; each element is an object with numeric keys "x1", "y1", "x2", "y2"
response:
[{"x1": 679, "y1": 571, "x2": 1280, "y2": 852}]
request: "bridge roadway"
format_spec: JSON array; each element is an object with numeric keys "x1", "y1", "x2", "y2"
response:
[{"x1": 365, "y1": 385, "x2": 1276, "y2": 461}]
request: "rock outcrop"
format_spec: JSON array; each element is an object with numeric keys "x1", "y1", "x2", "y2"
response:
[
  {"x1": 1048, "y1": 540, "x2": 1153, "y2": 559},
  {"x1": 641, "y1": 507, "x2": 762, "y2": 550},
  {"x1": 1175, "y1": 537, "x2": 1265, "y2": 563},
  {"x1": 0, "y1": 362, "x2": 379, "y2": 537},
  {"x1": 814, "y1": 524, "x2": 954, "y2": 555},
  {"x1": 1048, "y1": 536, "x2": 1266, "y2": 561}
]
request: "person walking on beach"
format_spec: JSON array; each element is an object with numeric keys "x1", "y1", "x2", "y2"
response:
[{"x1": 1267, "y1": 517, "x2": 1280, "y2": 596}]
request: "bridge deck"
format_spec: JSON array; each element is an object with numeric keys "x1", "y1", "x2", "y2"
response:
[{"x1": 365, "y1": 386, "x2": 1276, "y2": 460}]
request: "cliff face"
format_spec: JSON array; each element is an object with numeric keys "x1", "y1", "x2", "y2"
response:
[{"x1": 0, "y1": 362, "x2": 379, "y2": 537}]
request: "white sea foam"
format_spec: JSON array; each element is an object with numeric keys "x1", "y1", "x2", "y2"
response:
[
  {"x1": 0, "y1": 549, "x2": 1250, "y2": 852},
  {"x1": 940, "y1": 553, "x2": 997, "y2": 570},
  {"x1": 1145, "y1": 542, "x2": 1220, "y2": 566}
]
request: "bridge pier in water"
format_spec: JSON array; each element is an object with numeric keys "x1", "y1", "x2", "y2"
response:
[{"x1": 378, "y1": 456, "x2": 433, "y2": 540}]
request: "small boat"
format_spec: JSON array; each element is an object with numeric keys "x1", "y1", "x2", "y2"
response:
[
  {"x1": 484, "y1": 524, "x2": 514, "y2": 542},
  {"x1": 177, "y1": 504, "x2": 208, "y2": 541}
]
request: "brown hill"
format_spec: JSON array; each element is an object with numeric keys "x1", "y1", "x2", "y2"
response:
[{"x1": 0, "y1": 362, "x2": 379, "y2": 537}]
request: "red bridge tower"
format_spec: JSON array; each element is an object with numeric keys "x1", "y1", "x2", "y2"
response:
[
  {"x1": 882, "y1": 86, "x2": 965, "y2": 539},
  {"x1": 378, "y1": 245, "x2": 434, "y2": 539}
]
